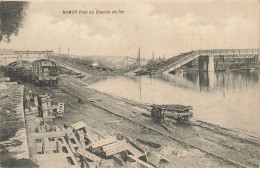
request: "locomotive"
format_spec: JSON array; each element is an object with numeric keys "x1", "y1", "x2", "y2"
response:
[
  {"x1": 32, "y1": 59, "x2": 59, "y2": 87},
  {"x1": 3, "y1": 59, "x2": 59, "y2": 86}
]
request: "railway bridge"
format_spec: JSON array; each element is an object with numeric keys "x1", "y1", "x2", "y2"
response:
[
  {"x1": 116, "y1": 62, "x2": 141, "y2": 76},
  {"x1": 148, "y1": 49, "x2": 260, "y2": 75},
  {"x1": 0, "y1": 50, "x2": 53, "y2": 66}
]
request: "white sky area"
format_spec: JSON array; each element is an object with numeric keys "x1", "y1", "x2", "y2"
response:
[{"x1": 1, "y1": 0, "x2": 260, "y2": 59}]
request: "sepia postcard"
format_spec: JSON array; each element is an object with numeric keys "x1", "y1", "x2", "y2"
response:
[{"x1": 0, "y1": 0, "x2": 259, "y2": 168}]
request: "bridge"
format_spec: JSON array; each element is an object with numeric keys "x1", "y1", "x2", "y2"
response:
[
  {"x1": 115, "y1": 62, "x2": 141, "y2": 76},
  {"x1": 146, "y1": 49, "x2": 259, "y2": 75},
  {"x1": 1, "y1": 49, "x2": 259, "y2": 77},
  {"x1": 1, "y1": 48, "x2": 143, "y2": 77},
  {"x1": 0, "y1": 50, "x2": 53, "y2": 66},
  {"x1": 49, "y1": 52, "x2": 141, "y2": 77},
  {"x1": 115, "y1": 47, "x2": 142, "y2": 76}
]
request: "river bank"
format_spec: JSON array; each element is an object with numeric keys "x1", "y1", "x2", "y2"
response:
[
  {"x1": 65, "y1": 74, "x2": 260, "y2": 142},
  {"x1": 86, "y1": 71, "x2": 260, "y2": 136}
]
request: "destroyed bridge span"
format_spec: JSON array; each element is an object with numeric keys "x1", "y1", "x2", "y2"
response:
[
  {"x1": 1, "y1": 49, "x2": 259, "y2": 76},
  {"x1": 146, "y1": 49, "x2": 260, "y2": 75}
]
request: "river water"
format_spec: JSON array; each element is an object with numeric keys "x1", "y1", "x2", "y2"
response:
[{"x1": 88, "y1": 70, "x2": 260, "y2": 135}]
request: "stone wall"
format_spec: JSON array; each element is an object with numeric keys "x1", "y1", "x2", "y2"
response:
[{"x1": 0, "y1": 82, "x2": 37, "y2": 167}]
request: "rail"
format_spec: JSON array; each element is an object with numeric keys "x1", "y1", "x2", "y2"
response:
[
  {"x1": 198, "y1": 49, "x2": 260, "y2": 56},
  {"x1": 43, "y1": 86, "x2": 251, "y2": 168},
  {"x1": 152, "y1": 51, "x2": 199, "y2": 74}
]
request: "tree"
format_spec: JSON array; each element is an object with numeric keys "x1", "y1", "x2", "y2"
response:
[{"x1": 0, "y1": 1, "x2": 29, "y2": 43}]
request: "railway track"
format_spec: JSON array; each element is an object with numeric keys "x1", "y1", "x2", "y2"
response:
[
  {"x1": 187, "y1": 120, "x2": 260, "y2": 146},
  {"x1": 59, "y1": 76, "x2": 260, "y2": 147},
  {"x1": 90, "y1": 91, "x2": 260, "y2": 146},
  {"x1": 34, "y1": 85, "x2": 255, "y2": 168},
  {"x1": 66, "y1": 76, "x2": 260, "y2": 143}
]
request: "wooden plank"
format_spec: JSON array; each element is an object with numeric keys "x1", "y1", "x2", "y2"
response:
[
  {"x1": 105, "y1": 144, "x2": 128, "y2": 156},
  {"x1": 71, "y1": 121, "x2": 87, "y2": 130},
  {"x1": 91, "y1": 136, "x2": 117, "y2": 148},
  {"x1": 147, "y1": 151, "x2": 168, "y2": 167},
  {"x1": 36, "y1": 153, "x2": 71, "y2": 160},
  {"x1": 87, "y1": 132, "x2": 103, "y2": 142},
  {"x1": 28, "y1": 131, "x2": 66, "y2": 140},
  {"x1": 127, "y1": 155, "x2": 153, "y2": 168},
  {"x1": 35, "y1": 155, "x2": 79, "y2": 168},
  {"x1": 43, "y1": 116, "x2": 55, "y2": 119},
  {"x1": 112, "y1": 154, "x2": 125, "y2": 166},
  {"x1": 126, "y1": 144, "x2": 144, "y2": 158},
  {"x1": 77, "y1": 148, "x2": 101, "y2": 162},
  {"x1": 102, "y1": 140, "x2": 126, "y2": 152},
  {"x1": 25, "y1": 110, "x2": 39, "y2": 116},
  {"x1": 125, "y1": 161, "x2": 138, "y2": 168},
  {"x1": 59, "y1": 137, "x2": 79, "y2": 166}
]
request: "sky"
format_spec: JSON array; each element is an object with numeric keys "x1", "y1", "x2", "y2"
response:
[{"x1": 1, "y1": 0, "x2": 260, "y2": 59}]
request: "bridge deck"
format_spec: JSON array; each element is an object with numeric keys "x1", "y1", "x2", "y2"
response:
[{"x1": 148, "y1": 49, "x2": 259, "y2": 75}]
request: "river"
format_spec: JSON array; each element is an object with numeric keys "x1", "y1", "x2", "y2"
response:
[{"x1": 88, "y1": 70, "x2": 260, "y2": 136}]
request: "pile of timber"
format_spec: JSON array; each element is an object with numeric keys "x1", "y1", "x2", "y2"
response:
[
  {"x1": 24, "y1": 92, "x2": 57, "y2": 123},
  {"x1": 38, "y1": 94, "x2": 57, "y2": 122},
  {"x1": 69, "y1": 121, "x2": 169, "y2": 168},
  {"x1": 27, "y1": 121, "x2": 169, "y2": 168}
]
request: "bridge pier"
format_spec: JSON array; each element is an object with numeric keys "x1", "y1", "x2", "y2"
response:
[
  {"x1": 198, "y1": 56, "x2": 209, "y2": 71},
  {"x1": 198, "y1": 55, "x2": 215, "y2": 72},
  {"x1": 198, "y1": 71, "x2": 209, "y2": 90},
  {"x1": 198, "y1": 71, "x2": 216, "y2": 90},
  {"x1": 208, "y1": 71, "x2": 215, "y2": 88},
  {"x1": 198, "y1": 55, "x2": 215, "y2": 88},
  {"x1": 208, "y1": 55, "x2": 215, "y2": 72}
]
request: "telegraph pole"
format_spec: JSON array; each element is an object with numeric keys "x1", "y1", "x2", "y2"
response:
[
  {"x1": 27, "y1": 50, "x2": 29, "y2": 62},
  {"x1": 137, "y1": 47, "x2": 140, "y2": 64}
]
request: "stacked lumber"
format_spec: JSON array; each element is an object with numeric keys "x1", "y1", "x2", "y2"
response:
[
  {"x1": 26, "y1": 120, "x2": 169, "y2": 168},
  {"x1": 39, "y1": 94, "x2": 57, "y2": 122},
  {"x1": 70, "y1": 121, "x2": 158, "y2": 168}
]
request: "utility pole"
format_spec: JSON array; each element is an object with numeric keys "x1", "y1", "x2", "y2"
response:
[
  {"x1": 137, "y1": 47, "x2": 140, "y2": 64},
  {"x1": 127, "y1": 56, "x2": 129, "y2": 75},
  {"x1": 68, "y1": 48, "x2": 70, "y2": 55},
  {"x1": 59, "y1": 47, "x2": 60, "y2": 54},
  {"x1": 27, "y1": 50, "x2": 29, "y2": 62},
  {"x1": 127, "y1": 56, "x2": 129, "y2": 68},
  {"x1": 18, "y1": 53, "x2": 22, "y2": 67}
]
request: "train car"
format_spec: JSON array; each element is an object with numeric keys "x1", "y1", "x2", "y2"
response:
[
  {"x1": 4, "y1": 61, "x2": 32, "y2": 82},
  {"x1": 32, "y1": 59, "x2": 59, "y2": 86},
  {"x1": 151, "y1": 104, "x2": 193, "y2": 123}
]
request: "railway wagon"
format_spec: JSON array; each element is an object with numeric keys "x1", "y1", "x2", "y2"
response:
[
  {"x1": 151, "y1": 104, "x2": 193, "y2": 123},
  {"x1": 4, "y1": 61, "x2": 32, "y2": 82},
  {"x1": 32, "y1": 59, "x2": 59, "y2": 86}
]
